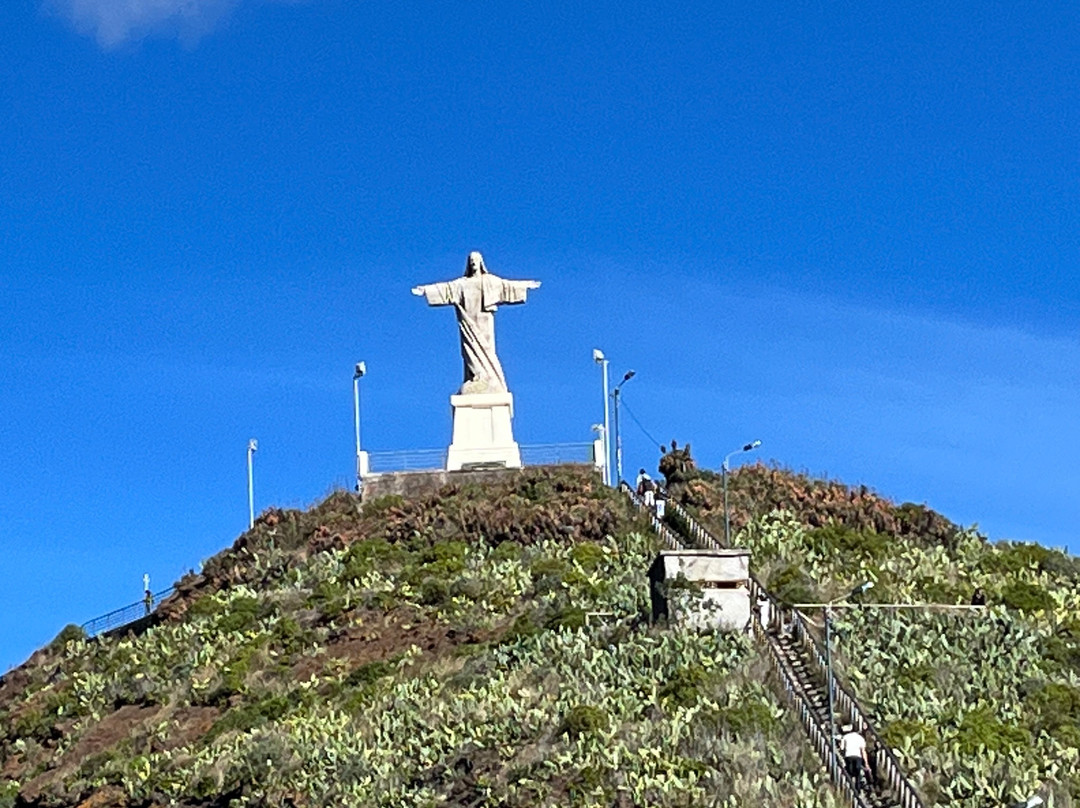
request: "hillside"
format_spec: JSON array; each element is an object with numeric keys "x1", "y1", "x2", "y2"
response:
[
  {"x1": 0, "y1": 468, "x2": 845, "y2": 808},
  {"x1": 672, "y1": 461, "x2": 1080, "y2": 806}
]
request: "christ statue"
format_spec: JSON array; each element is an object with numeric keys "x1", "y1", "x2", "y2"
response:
[{"x1": 412, "y1": 252, "x2": 541, "y2": 395}]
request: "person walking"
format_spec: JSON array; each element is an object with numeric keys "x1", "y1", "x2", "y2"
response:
[
  {"x1": 636, "y1": 469, "x2": 656, "y2": 507},
  {"x1": 839, "y1": 724, "x2": 871, "y2": 791}
]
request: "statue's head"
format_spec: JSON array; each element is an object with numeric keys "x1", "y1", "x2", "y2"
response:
[{"x1": 464, "y1": 251, "x2": 488, "y2": 276}]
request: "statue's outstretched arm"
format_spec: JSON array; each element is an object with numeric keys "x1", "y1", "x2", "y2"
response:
[{"x1": 413, "y1": 281, "x2": 456, "y2": 305}]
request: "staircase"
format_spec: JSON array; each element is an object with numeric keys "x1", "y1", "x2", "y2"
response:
[{"x1": 625, "y1": 486, "x2": 925, "y2": 808}]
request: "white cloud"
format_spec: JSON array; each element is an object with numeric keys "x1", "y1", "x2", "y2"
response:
[{"x1": 47, "y1": 0, "x2": 244, "y2": 48}]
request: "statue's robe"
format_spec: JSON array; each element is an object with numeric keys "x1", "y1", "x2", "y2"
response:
[{"x1": 417, "y1": 273, "x2": 535, "y2": 393}]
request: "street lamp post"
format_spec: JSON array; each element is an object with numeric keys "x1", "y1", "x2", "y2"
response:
[
  {"x1": 823, "y1": 581, "x2": 874, "y2": 778},
  {"x1": 247, "y1": 438, "x2": 258, "y2": 529},
  {"x1": 611, "y1": 370, "x2": 635, "y2": 485},
  {"x1": 722, "y1": 440, "x2": 761, "y2": 545},
  {"x1": 592, "y1": 349, "x2": 611, "y2": 485},
  {"x1": 353, "y1": 361, "x2": 366, "y2": 492}
]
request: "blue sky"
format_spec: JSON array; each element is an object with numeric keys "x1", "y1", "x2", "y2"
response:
[{"x1": 1, "y1": 0, "x2": 1078, "y2": 670}]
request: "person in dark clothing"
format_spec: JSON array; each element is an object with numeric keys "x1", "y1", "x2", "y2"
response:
[{"x1": 971, "y1": 587, "x2": 987, "y2": 606}]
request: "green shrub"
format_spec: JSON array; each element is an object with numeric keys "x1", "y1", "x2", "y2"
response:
[
  {"x1": 659, "y1": 665, "x2": 709, "y2": 708},
  {"x1": 807, "y1": 525, "x2": 889, "y2": 560},
  {"x1": 767, "y1": 563, "x2": 818, "y2": 606},
  {"x1": 543, "y1": 606, "x2": 587, "y2": 631},
  {"x1": 1000, "y1": 581, "x2": 1054, "y2": 613},
  {"x1": 955, "y1": 708, "x2": 1030, "y2": 755},
  {"x1": 218, "y1": 596, "x2": 262, "y2": 633},
  {"x1": 880, "y1": 719, "x2": 939, "y2": 749},
  {"x1": 985, "y1": 542, "x2": 1054, "y2": 575},
  {"x1": 718, "y1": 698, "x2": 778, "y2": 735},
  {"x1": 449, "y1": 577, "x2": 485, "y2": 600},
  {"x1": 419, "y1": 577, "x2": 450, "y2": 606},
  {"x1": 207, "y1": 693, "x2": 294, "y2": 740},
  {"x1": 570, "y1": 542, "x2": 606, "y2": 571},
  {"x1": 217, "y1": 640, "x2": 265, "y2": 697},
  {"x1": 0, "y1": 780, "x2": 18, "y2": 808},
  {"x1": 363, "y1": 494, "x2": 405, "y2": 515},
  {"x1": 529, "y1": 557, "x2": 569, "y2": 579},
  {"x1": 896, "y1": 662, "x2": 936, "y2": 688},
  {"x1": 1027, "y1": 682, "x2": 1080, "y2": 736},
  {"x1": 558, "y1": 705, "x2": 609, "y2": 738},
  {"x1": 490, "y1": 541, "x2": 523, "y2": 562},
  {"x1": 309, "y1": 579, "x2": 346, "y2": 618},
  {"x1": 420, "y1": 541, "x2": 468, "y2": 572},
  {"x1": 502, "y1": 612, "x2": 542, "y2": 643},
  {"x1": 344, "y1": 538, "x2": 409, "y2": 582},
  {"x1": 48, "y1": 624, "x2": 86, "y2": 653},
  {"x1": 345, "y1": 660, "x2": 395, "y2": 688},
  {"x1": 188, "y1": 594, "x2": 265, "y2": 633}
]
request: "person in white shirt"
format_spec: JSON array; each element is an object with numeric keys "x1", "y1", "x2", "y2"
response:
[
  {"x1": 636, "y1": 469, "x2": 656, "y2": 507},
  {"x1": 839, "y1": 724, "x2": 870, "y2": 790}
]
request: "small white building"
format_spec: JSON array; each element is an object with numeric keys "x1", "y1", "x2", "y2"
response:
[{"x1": 649, "y1": 549, "x2": 752, "y2": 632}]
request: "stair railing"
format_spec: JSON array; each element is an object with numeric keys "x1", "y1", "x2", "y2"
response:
[
  {"x1": 662, "y1": 497, "x2": 928, "y2": 808},
  {"x1": 80, "y1": 587, "x2": 174, "y2": 638},
  {"x1": 789, "y1": 610, "x2": 927, "y2": 808},
  {"x1": 620, "y1": 483, "x2": 686, "y2": 550},
  {"x1": 628, "y1": 488, "x2": 872, "y2": 806},
  {"x1": 748, "y1": 578, "x2": 873, "y2": 808},
  {"x1": 666, "y1": 500, "x2": 724, "y2": 550}
]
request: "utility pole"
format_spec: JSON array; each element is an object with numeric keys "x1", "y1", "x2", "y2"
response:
[
  {"x1": 722, "y1": 440, "x2": 761, "y2": 544},
  {"x1": 247, "y1": 438, "x2": 258, "y2": 529},
  {"x1": 592, "y1": 349, "x2": 611, "y2": 485},
  {"x1": 353, "y1": 361, "x2": 366, "y2": 492},
  {"x1": 611, "y1": 369, "x2": 635, "y2": 484}
]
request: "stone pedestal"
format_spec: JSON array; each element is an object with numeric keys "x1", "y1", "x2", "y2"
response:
[{"x1": 446, "y1": 392, "x2": 522, "y2": 471}]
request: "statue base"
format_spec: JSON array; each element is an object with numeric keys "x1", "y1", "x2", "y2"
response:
[{"x1": 446, "y1": 392, "x2": 522, "y2": 471}]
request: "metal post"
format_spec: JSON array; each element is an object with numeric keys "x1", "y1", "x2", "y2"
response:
[
  {"x1": 722, "y1": 440, "x2": 761, "y2": 545},
  {"x1": 247, "y1": 438, "x2": 258, "y2": 529},
  {"x1": 825, "y1": 604, "x2": 838, "y2": 774},
  {"x1": 722, "y1": 460, "x2": 730, "y2": 545},
  {"x1": 611, "y1": 370, "x2": 635, "y2": 486},
  {"x1": 601, "y1": 358, "x2": 610, "y2": 485},
  {"x1": 352, "y1": 362, "x2": 366, "y2": 491},
  {"x1": 613, "y1": 386, "x2": 622, "y2": 485}
]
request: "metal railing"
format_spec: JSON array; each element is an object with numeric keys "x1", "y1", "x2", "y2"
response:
[
  {"x1": 643, "y1": 492, "x2": 925, "y2": 808},
  {"x1": 520, "y1": 442, "x2": 595, "y2": 466},
  {"x1": 365, "y1": 442, "x2": 596, "y2": 474},
  {"x1": 80, "y1": 588, "x2": 174, "y2": 638},
  {"x1": 789, "y1": 609, "x2": 928, "y2": 808},
  {"x1": 667, "y1": 500, "x2": 725, "y2": 550},
  {"x1": 749, "y1": 590, "x2": 873, "y2": 808},
  {"x1": 366, "y1": 448, "x2": 447, "y2": 474},
  {"x1": 622, "y1": 483, "x2": 685, "y2": 550}
]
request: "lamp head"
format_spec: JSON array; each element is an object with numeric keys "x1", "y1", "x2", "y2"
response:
[
  {"x1": 592, "y1": 348, "x2": 605, "y2": 363},
  {"x1": 354, "y1": 361, "x2": 367, "y2": 379},
  {"x1": 850, "y1": 581, "x2": 874, "y2": 598},
  {"x1": 248, "y1": 439, "x2": 258, "y2": 452},
  {"x1": 743, "y1": 440, "x2": 762, "y2": 452},
  {"x1": 623, "y1": 370, "x2": 636, "y2": 382}
]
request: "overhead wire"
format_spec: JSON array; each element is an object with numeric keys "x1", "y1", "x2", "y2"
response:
[{"x1": 620, "y1": 397, "x2": 664, "y2": 451}]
